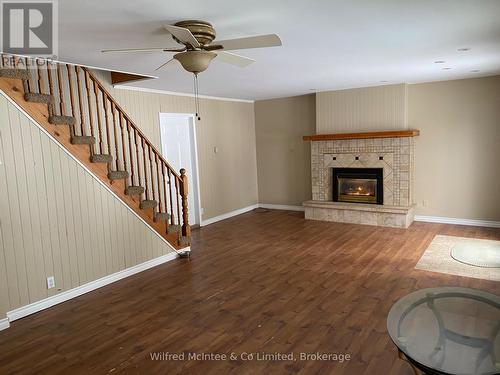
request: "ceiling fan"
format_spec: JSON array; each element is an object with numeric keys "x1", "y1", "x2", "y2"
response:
[{"x1": 101, "y1": 20, "x2": 282, "y2": 74}]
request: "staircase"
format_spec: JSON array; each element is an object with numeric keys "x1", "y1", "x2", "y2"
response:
[{"x1": 0, "y1": 55, "x2": 190, "y2": 250}]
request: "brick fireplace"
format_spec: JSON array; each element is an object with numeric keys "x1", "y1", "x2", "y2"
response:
[{"x1": 303, "y1": 130, "x2": 419, "y2": 228}]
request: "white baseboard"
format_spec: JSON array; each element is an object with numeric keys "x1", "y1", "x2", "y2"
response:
[
  {"x1": 200, "y1": 204, "x2": 259, "y2": 226},
  {"x1": 259, "y1": 204, "x2": 305, "y2": 212},
  {"x1": 0, "y1": 318, "x2": 10, "y2": 331},
  {"x1": 5, "y1": 251, "x2": 179, "y2": 324},
  {"x1": 414, "y1": 215, "x2": 500, "y2": 228}
]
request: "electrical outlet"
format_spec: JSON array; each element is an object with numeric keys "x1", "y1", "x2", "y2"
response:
[
  {"x1": 422, "y1": 200, "x2": 429, "y2": 207},
  {"x1": 47, "y1": 276, "x2": 55, "y2": 289}
]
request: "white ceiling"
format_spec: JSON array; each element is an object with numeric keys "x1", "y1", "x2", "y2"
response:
[{"x1": 59, "y1": 0, "x2": 500, "y2": 100}]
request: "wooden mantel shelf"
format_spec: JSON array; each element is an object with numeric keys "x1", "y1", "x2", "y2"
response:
[{"x1": 303, "y1": 129, "x2": 420, "y2": 141}]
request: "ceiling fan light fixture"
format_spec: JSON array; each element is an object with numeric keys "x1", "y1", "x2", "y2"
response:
[{"x1": 173, "y1": 50, "x2": 217, "y2": 74}]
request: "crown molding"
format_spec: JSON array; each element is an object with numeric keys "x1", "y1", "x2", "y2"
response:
[{"x1": 113, "y1": 84, "x2": 254, "y2": 103}]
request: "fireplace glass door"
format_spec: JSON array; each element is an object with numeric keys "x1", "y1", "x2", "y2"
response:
[
  {"x1": 338, "y1": 177, "x2": 377, "y2": 204},
  {"x1": 332, "y1": 168, "x2": 383, "y2": 205}
]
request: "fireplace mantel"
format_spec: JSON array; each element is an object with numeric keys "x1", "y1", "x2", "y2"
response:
[{"x1": 303, "y1": 129, "x2": 419, "y2": 141}]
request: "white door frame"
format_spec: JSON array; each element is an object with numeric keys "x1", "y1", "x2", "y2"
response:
[{"x1": 159, "y1": 113, "x2": 202, "y2": 225}]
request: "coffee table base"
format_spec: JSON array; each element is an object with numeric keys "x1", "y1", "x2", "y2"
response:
[{"x1": 398, "y1": 350, "x2": 425, "y2": 375}]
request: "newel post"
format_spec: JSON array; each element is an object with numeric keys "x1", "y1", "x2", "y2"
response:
[{"x1": 180, "y1": 169, "x2": 191, "y2": 238}]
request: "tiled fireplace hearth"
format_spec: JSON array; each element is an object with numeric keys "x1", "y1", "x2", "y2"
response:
[{"x1": 303, "y1": 130, "x2": 419, "y2": 228}]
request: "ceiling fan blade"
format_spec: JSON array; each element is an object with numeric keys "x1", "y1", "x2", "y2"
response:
[
  {"x1": 164, "y1": 24, "x2": 200, "y2": 48},
  {"x1": 101, "y1": 47, "x2": 172, "y2": 53},
  {"x1": 215, "y1": 34, "x2": 282, "y2": 51},
  {"x1": 204, "y1": 44, "x2": 224, "y2": 51},
  {"x1": 216, "y1": 51, "x2": 255, "y2": 67},
  {"x1": 155, "y1": 58, "x2": 178, "y2": 71}
]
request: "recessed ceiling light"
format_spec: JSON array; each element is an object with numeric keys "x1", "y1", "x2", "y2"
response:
[
  {"x1": 309, "y1": 88, "x2": 316, "y2": 91},
  {"x1": 442, "y1": 67, "x2": 452, "y2": 70},
  {"x1": 457, "y1": 47, "x2": 470, "y2": 52},
  {"x1": 379, "y1": 80, "x2": 388, "y2": 83},
  {"x1": 470, "y1": 69, "x2": 480, "y2": 73},
  {"x1": 434, "y1": 60, "x2": 445, "y2": 64}
]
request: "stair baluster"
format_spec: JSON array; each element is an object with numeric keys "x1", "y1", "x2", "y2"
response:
[
  {"x1": 156, "y1": 154, "x2": 162, "y2": 215},
  {"x1": 149, "y1": 145, "x2": 155, "y2": 207},
  {"x1": 162, "y1": 164, "x2": 169, "y2": 227},
  {"x1": 102, "y1": 92, "x2": 112, "y2": 156},
  {"x1": 167, "y1": 168, "x2": 175, "y2": 225},
  {"x1": 127, "y1": 121, "x2": 135, "y2": 186},
  {"x1": 24, "y1": 57, "x2": 31, "y2": 93},
  {"x1": 142, "y1": 139, "x2": 149, "y2": 199},
  {"x1": 119, "y1": 112, "x2": 128, "y2": 180},
  {"x1": 56, "y1": 64, "x2": 65, "y2": 116},
  {"x1": 75, "y1": 66, "x2": 85, "y2": 136},
  {"x1": 47, "y1": 61, "x2": 54, "y2": 96},
  {"x1": 135, "y1": 129, "x2": 142, "y2": 196},
  {"x1": 93, "y1": 81, "x2": 104, "y2": 154},
  {"x1": 37, "y1": 59, "x2": 44, "y2": 94},
  {"x1": 111, "y1": 101, "x2": 120, "y2": 170},
  {"x1": 66, "y1": 64, "x2": 76, "y2": 121},
  {"x1": 175, "y1": 177, "x2": 181, "y2": 226},
  {"x1": 84, "y1": 70, "x2": 96, "y2": 154}
]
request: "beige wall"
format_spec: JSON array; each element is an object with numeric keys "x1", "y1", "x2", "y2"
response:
[
  {"x1": 94, "y1": 71, "x2": 258, "y2": 220},
  {"x1": 316, "y1": 84, "x2": 408, "y2": 133},
  {"x1": 409, "y1": 76, "x2": 500, "y2": 220},
  {"x1": 255, "y1": 95, "x2": 316, "y2": 205},
  {"x1": 0, "y1": 94, "x2": 174, "y2": 317}
]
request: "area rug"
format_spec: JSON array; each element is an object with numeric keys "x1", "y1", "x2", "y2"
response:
[{"x1": 415, "y1": 235, "x2": 500, "y2": 281}]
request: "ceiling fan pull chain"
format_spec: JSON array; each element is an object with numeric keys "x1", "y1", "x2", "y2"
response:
[
  {"x1": 194, "y1": 73, "x2": 201, "y2": 121},
  {"x1": 193, "y1": 74, "x2": 197, "y2": 119}
]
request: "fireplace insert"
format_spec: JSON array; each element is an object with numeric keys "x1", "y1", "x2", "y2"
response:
[{"x1": 332, "y1": 168, "x2": 383, "y2": 204}]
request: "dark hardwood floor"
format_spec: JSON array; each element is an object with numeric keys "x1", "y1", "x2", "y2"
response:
[{"x1": 0, "y1": 210, "x2": 499, "y2": 375}]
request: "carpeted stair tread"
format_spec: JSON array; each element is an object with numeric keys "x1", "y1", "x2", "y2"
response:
[
  {"x1": 140, "y1": 200, "x2": 158, "y2": 209},
  {"x1": 108, "y1": 170, "x2": 129, "y2": 180},
  {"x1": 71, "y1": 136, "x2": 95, "y2": 145},
  {"x1": 90, "y1": 154, "x2": 113, "y2": 163},
  {"x1": 0, "y1": 68, "x2": 30, "y2": 80},
  {"x1": 49, "y1": 115, "x2": 75, "y2": 126},
  {"x1": 24, "y1": 92, "x2": 54, "y2": 104},
  {"x1": 125, "y1": 185, "x2": 144, "y2": 196},
  {"x1": 167, "y1": 224, "x2": 181, "y2": 234},
  {"x1": 154, "y1": 212, "x2": 170, "y2": 222}
]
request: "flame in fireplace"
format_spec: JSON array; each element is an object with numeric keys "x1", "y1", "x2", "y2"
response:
[
  {"x1": 340, "y1": 178, "x2": 377, "y2": 198},
  {"x1": 345, "y1": 184, "x2": 374, "y2": 196}
]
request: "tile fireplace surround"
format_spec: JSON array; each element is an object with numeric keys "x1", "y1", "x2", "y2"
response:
[{"x1": 303, "y1": 130, "x2": 419, "y2": 228}]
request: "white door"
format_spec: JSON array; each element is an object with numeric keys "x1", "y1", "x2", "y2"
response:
[{"x1": 159, "y1": 114, "x2": 200, "y2": 225}]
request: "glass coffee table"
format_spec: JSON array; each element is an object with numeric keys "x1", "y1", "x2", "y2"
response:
[{"x1": 387, "y1": 287, "x2": 500, "y2": 375}]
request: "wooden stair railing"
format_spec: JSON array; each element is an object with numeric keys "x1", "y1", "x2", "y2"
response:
[{"x1": 0, "y1": 54, "x2": 190, "y2": 249}]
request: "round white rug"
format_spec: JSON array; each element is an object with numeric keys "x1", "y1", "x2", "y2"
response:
[{"x1": 451, "y1": 241, "x2": 500, "y2": 268}]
